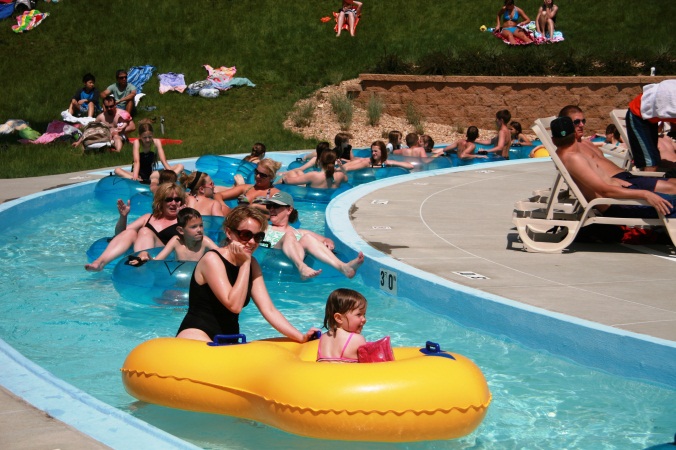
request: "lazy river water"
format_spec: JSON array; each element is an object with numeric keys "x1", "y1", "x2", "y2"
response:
[{"x1": 0, "y1": 151, "x2": 673, "y2": 449}]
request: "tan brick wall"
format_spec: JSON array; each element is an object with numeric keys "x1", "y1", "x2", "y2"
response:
[{"x1": 349, "y1": 75, "x2": 673, "y2": 133}]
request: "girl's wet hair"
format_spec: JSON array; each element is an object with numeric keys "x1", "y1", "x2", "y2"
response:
[
  {"x1": 320, "y1": 149, "x2": 337, "y2": 179},
  {"x1": 466, "y1": 126, "x2": 479, "y2": 142},
  {"x1": 322, "y1": 288, "x2": 367, "y2": 332},
  {"x1": 370, "y1": 140, "x2": 388, "y2": 164},
  {"x1": 509, "y1": 121, "x2": 523, "y2": 136}
]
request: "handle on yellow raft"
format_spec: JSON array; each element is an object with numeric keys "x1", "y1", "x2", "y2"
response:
[
  {"x1": 420, "y1": 340, "x2": 456, "y2": 360},
  {"x1": 310, "y1": 330, "x2": 322, "y2": 341},
  {"x1": 208, "y1": 334, "x2": 247, "y2": 346}
]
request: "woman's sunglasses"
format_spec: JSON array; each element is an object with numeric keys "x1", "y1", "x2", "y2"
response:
[
  {"x1": 254, "y1": 169, "x2": 270, "y2": 179},
  {"x1": 573, "y1": 119, "x2": 586, "y2": 125},
  {"x1": 164, "y1": 196, "x2": 183, "y2": 203},
  {"x1": 231, "y1": 228, "x2": 266, "y2": 243}
]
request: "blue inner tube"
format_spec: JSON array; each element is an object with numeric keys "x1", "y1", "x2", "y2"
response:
[
  {"x1": 347, "y1": 166, "x2": 410, "y2": 186},
  {"x1": 85, "y1": 236, "x2": 132, "y2": 266},
  {"x1": 111, "y1": 248, "x2": 195, "y2": 306},
  {"x1": 94, "y1": 175, "x2": 150, "y2": 206},
  {"x1": 253, "y1": 245, "x2": 350, "y2": 282},
  {"x1": 276, "y1": 183, "x2": 352, "y2": 204},
  {"x1": 195, "y1": 155, "x2": 256, "y2": 186},
  {"x1": 387, "y1": 154, "x2": 452, "y2": 172}
]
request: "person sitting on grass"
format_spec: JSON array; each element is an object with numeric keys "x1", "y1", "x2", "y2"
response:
[
  {"x1": 152, "y1": 208, "x2": 219, "y2": 262},
  {"x1": 73, "y1": 95, "x2": 135, "y2": 152},
  {"x1": 495, "y1": 0, "x2": 533, "y2": 45},
  {"x1": 535, "y1": 0, "x2": 558, "y2": 41},
  {"x1": 100, "y1": 69, "x2": 137, "y2": 116},
  {"x1": 67, "y1": 73, "x2": 100, "y2": 118}
]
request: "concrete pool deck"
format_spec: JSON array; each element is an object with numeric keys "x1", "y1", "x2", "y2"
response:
[{"x1": 0, "y1": 156, "x2": 674, "y2": 448}]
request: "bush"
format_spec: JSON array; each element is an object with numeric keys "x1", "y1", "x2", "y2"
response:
[
  {"x1": 406, "y1": 102, "x2": 424, "y2": 135},
  {"x1": 366, "y1": 93, "x2": 384, "y2": 127},
  {"x1": 290, "y1": 101, "x2": 316, "y2": 128},
  {"x1": 330, "y1": 94, "x2": 353, "y2": 131}
]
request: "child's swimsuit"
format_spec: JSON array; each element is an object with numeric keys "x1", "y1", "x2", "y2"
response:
[
  {"x1": 138, "y1": 146, "x2": 158, "y2": 183},
  {"x1": 144, "y1": 217, "x2": 179, "y2": 245},
  {"x1": 177, "y1": 250, "x2": 253, "y2": 340},
  {"x1": 316, "y1": 333, "x2": 359, "y2": 362}
]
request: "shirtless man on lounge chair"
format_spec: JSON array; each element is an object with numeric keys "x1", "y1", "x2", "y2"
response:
[
  {"x1": 559, "y1": 105, "x2": 676, "y2": 196},
  {"x1": 552, "y1": 116, "x2": 676, "y2": 219}
]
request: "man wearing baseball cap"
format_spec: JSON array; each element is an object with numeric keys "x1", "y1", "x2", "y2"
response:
[{"x1": 552, "y1": 116, "x2": 676, "y2": 219}]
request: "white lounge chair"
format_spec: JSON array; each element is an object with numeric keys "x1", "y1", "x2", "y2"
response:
[
  {"x1": 511, "y1": 117, "x2": 676, "y2": 253},
  {"x1": 610, "y1": 108, "x2": 666, "y2": 176}
]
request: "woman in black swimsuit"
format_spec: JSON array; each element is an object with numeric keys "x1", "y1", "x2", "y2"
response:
[
  {"x1": 176, "y1": 205, "x2": 319, "y2": 342},
  {"x1": 85, "y1": 183, "x2": 185, "y2": 271}
]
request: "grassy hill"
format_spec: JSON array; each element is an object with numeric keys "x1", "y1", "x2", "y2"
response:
[{"x1": 0, "y1": 0, "x2": 673, "y2": 177}]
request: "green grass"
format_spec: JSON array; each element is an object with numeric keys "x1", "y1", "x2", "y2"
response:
[{"x1": 0, "y1": 0, "x2": 673, "y2": 177}]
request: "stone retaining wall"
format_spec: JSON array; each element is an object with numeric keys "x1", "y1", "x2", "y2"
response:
[{"x1": 348, "y1": 75, "x2": 672, "y2": 134}]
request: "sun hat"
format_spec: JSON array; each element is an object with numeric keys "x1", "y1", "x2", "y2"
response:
[
  {"x1": 259, "y1": 191, "x2": 294, "y2": 208},
  {"x1": 551, "y1": 116, "x2": 575, "y2": 139}
]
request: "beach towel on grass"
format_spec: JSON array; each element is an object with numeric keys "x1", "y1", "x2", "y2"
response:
[
  {"x1": 332, "y1": 11, "x2": 360, "y2": 34},
  {"x1": 203, "y1": 65, "x2": 237, "y2": 90},
  {"x1": 127, "y1": 65, "x2": 156, "y2": 94},
  {"x1": 19, "y1": 120, "x2": 72, "y2": 144},
  {"x1": 489, "y1": 22, "x2": 563, "y2": 45},
  {"x1": 12, "y1": 10, "x2": 49, "y2": 33},
  {"x1": 158, "y1": 72, "x2": 187, "y2": 94}
]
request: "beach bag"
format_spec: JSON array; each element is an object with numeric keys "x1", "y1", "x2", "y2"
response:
[
  {"x1": 357, "y1": 336, "x2": 395, "y2": 363},
  {"x1": 81, "y1": 122, "x2": 112, "y2": 148}
]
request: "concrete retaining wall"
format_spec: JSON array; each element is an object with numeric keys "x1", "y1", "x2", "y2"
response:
[{"x1": 348, "y1": 75, "x2": 672, "y2": 133}]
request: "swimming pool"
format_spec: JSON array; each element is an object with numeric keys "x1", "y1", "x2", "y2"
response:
[{"x1": 0, "y1": 154, "x2": 674, "y2": 449}]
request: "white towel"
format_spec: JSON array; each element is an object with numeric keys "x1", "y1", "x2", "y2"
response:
[{"x1": 641, "y1": 80, "x2": 676, "y2": 120}]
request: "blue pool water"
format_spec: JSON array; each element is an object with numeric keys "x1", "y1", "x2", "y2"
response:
[{"x1": 0, "y1": 158, "x2": 674, "y2": 449}]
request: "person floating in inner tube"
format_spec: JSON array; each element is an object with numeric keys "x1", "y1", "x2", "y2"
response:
[{"x1": 258, "y1": 192, "x2": 364, "y2": 280}]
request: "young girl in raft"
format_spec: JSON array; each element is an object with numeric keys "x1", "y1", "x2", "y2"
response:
[
  {"x1": 153, "y1": 208, "x2": 219, "y2": 262},
  {"x1": 317, "y1": 288, "x2": 367, "y2": 363},
  {"x1": 114, "y1": 123, "x2": 184, "y2": 187}
]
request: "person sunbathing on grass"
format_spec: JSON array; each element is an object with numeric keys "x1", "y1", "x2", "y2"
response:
[{"x1": 336, "y1": 0, "x2": 362, "y2": 37}]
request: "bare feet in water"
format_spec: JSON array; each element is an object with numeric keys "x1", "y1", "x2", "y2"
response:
[
  {"x1": 299, "y1": 264, "x2": 322, "y2": 280},
  {"x1": 339, "y1": 252, "x2": 364, "y2": 279},
  {"x1": 84, "y1": 260, "x2": 105, "y2": 272}
]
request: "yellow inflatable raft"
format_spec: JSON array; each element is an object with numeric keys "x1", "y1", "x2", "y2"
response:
[{"x1": 121, "y1": 337, "x2": 491, "y2": 442}]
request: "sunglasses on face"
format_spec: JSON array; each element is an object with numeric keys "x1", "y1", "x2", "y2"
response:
[
  {"x1": 164, "y1": 196, "x2": 182, "y2": 203},
  {"x1": 573, "y1": 119, "x2": 586, "y2": 125},
  {"x1": 254, "y1": 169, "x2": 270, "y2": 179},
  {"x1": 117, "y1": 76, "x2": 127, "y2": 80},
  {"x1": 231, "y1": 228, "x2": 266, "y2": 243}
]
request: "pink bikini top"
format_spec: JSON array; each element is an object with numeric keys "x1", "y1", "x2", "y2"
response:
[{"x1": 316, "y1": 333, "x2": 359, "y2": 363}]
